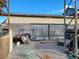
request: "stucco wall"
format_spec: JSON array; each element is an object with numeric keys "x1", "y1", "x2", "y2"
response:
[
  {"x1": 7, "y1": 16, "x2": 79, "y2": 40},
  {"x1": 0, "y1": 34, "x2": 9, "y2": 59},
  {"x1": 9, "y1": 16, "x2": 79, "y2": 24}
]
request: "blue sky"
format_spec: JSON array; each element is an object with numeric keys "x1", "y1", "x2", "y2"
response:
[
  {"x1": 10, "y1": 0, "x2": 78, "y2": 15},
  {"x1": 10, "y1": 0, "x2": 64, "y2": 15},
  {"x1": 0, "y1": 0, "x2": 78, "y2": 23}
]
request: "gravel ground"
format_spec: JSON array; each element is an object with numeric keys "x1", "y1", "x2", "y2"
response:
[{"x1": 6, "y1": 41, "x2": 68, "y2": 59}]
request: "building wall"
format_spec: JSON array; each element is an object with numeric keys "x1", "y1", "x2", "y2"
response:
[
  {"x1": 9, "y1": 16, "x2": 79, "y2": 40},
  {"x1": 9, "y1": 16, "x2": 79, "y2": 24},
  {"x1": 0, "y1": 34, "x2": 9, "y2": 59}
]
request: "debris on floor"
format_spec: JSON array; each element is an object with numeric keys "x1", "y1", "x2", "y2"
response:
[{"x1": 6, "y1": 41, "x2": 68, "y2": 59}]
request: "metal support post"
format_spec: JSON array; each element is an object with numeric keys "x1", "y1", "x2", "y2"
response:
[
  {"x1": 75, "y1": 0, "x2": 78, "y2": 59},
  {"x1": 64, "y1": 0, "x2": 66, "y2": 51},
  {"x1": 8, "y1": 0, "x2": 10, "y2": 29},
  {"x1": 48, "y1": 24, "x2": 50, "y2": 40}
]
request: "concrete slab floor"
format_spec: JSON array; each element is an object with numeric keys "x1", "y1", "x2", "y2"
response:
[{"x1": 6, "y1": 41, "x2": 68, "y2": 59}]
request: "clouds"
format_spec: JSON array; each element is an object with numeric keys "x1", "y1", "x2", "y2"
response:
[
  {"x1": 50, "y1": 5, "x2": 74, "y2": 15},
  {"x1": 50, "y1": 0, "x2": 79, "y2": 15},
  {"x1": 66, "y1": 5, "x2": 73, "y2": 8},
  {"x1": 60, "y1": 5, "x2": 74, "y2": 13},
  {"x1": 53, "y1": 0, "x2": 75, "y2": 15}
]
